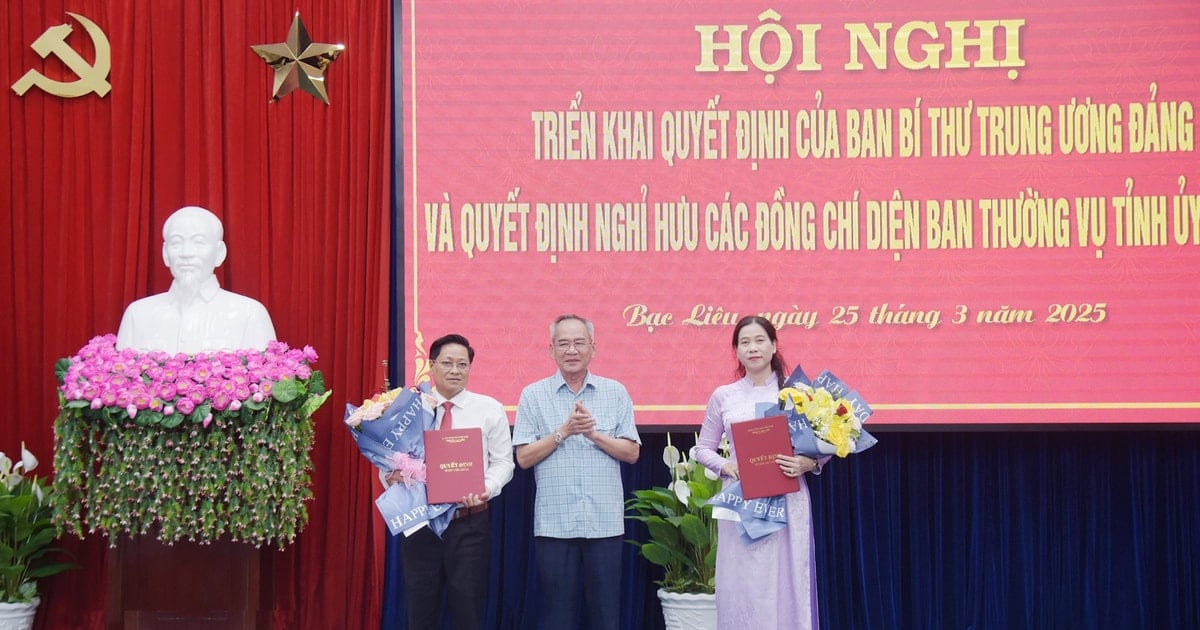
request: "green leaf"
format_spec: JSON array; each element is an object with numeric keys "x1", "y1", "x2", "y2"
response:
[
  {"x1": 54, "y1": 357, "x2": 72, "y2": 382},
  {"x1": 643, "y1": 516, "x2": 680, "y2": 548},
  {"x1": 272, "y1": 378, "x2": 303, "y2": 404},
  {"x1": 308, "y1": 370, "x2": 326, "y2": 395},
  {"x1": 687, "y1": 478, "x2": 719, "y2": 503},
  {"x1": 27, "y1": 561, "x2": 78, "y2": 580},
  {"x1": 640, "y1": 541, "x2": 679, "y2": 567},
  {"x1": 678, "y1": 513, "x2": 711, "y2": 549},
  {"x1": 102, "y1": 407, "x2": 121, "y2": 425},
  {"x1": 160, "y1": 411, "x2": 185, "y2": 429},
  {"x1": 627, "y1": 488, "x2": 680, "y2": 518},
  {"x1": 15, "y1": 528, "x2": 57, "y2": 557},
  {"x1": 189, "y1": 402, "x2": 213, "y2": 424},
  {"x1": 301, "y1": 390, "x2": 332, "y2": 418}
]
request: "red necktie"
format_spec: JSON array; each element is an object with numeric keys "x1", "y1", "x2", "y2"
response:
[{"x1": 440, "y1": 401, "x2": 454, "y2": 430}]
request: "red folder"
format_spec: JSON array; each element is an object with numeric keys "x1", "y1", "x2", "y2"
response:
[
  {"x1": 424, "y1": 428, "x2": 485, "y2": 504},
  {"x1": 731, "y1": 415, "x2": 799, "y2": 500}
]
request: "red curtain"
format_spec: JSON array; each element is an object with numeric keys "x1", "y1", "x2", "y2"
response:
[{"x1": 1, "y1": 1, "x2": 391, "y2": 627}]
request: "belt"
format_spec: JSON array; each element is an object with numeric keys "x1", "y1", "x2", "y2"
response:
[{"x1": 453, "y1": 503, "x2": 488, "y2": 520}]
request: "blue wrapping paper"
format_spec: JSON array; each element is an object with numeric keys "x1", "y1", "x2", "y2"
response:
[
  {"x1": 783, "y1": 367, "x2": 878, "y2": 458},
  {"x1": 346, "y1": 384, "x2": 458, "y2": 537}
]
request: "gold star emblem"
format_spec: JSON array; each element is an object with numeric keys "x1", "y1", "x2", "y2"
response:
[{"x1": 251, "y1": 12, "x2": 344, "y2": 104}]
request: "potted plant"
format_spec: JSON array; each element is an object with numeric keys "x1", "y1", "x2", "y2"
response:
[
  {"x1": 625, "y1": 434, "x2": 725, "y2": 630},
  {"x1": 0, "y1": 443, "x2": 75, "y2": 630}
]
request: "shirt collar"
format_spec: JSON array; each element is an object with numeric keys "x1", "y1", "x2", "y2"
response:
[
  {"x1": 553, "y1": 370, "x2": 593, "y2": 394},
  {"x1": 434, "y1": 389, "x2": 469, "y2": 406}
]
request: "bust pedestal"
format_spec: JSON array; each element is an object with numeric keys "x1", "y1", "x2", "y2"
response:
[{"x1": 106, "y1": 537, "x2": 273, "y2": 629}]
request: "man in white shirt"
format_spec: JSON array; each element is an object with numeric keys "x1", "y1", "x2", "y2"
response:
[
  {"x1": 392, "y1": 333, "x2": 514, "y2": 630},
  {"x1": 116, "y1": 206, "x2": 275, "y2": 353}
]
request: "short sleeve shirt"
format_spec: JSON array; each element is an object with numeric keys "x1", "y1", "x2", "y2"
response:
[{"x1": 513, "y1": 371, "x2": 640, "y2": 538}]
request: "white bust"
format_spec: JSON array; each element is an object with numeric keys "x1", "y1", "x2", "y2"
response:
[{"x1": 116, "y1": 206, "x2": 276, "y2": 353}]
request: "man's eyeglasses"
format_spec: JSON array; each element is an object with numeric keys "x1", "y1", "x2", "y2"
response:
[
  {"x1": 435, "y1": 360, "x2": 471, "y2": 372},
  {"x1": 554, "y1": 339, "x2": 592, "y2": 352}
]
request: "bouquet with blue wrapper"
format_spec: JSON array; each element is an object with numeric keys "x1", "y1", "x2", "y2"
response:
[
  {"x1": 345, "y1": 384, "x2": 455, "y2": 537},
  {"x1": 780, "y1": 366, "x2": 877, "y2": 458},
  {"x1": 709, "y1": 366, "x2": 876, "y2": 541}
]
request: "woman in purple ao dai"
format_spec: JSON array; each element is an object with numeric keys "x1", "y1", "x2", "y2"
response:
[{"x1": 693, "y1": 315, "x2": 824, "y2": 629}]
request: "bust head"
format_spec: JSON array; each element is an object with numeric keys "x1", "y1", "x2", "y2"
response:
[
  {"x1": 161, "y1": 206, "x2": 227, "y2": 286},
  {"x1": 116, "y1": 205, "x2": 276, "y2": 353}
]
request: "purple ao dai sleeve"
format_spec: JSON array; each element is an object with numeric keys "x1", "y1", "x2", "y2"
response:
[{"x1": 694, "y1": 390, "x2": 730, "y2": 474}]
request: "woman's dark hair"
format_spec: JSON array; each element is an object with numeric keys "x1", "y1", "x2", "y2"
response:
[{"x1": 730, "y1": 315, "x2": 788, "y2": 388}]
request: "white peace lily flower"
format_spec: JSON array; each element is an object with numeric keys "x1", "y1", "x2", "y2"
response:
[
  {"x1": 662, "y1": 444, "x2": 681, "y2": 469},
  {"x1": 673, "y1": 462, "x2": 689, "y2": 478},
  {"x1": 703, "y1": 466, "x2": 720, "y2": 481},
  {"x1": 673, "y1": 479, "x2": 692, "y2": 504},
  {"x1": 0, "y1": 452, "x2": 20, "y2": 490},
  {"x1": 19, "y1": 442, "x2": 39, "y2": 474}
]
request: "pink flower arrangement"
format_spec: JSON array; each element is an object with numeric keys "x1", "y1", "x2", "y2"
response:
[
  {"x1": 57, "y1": 334, "x2": 324, "y2": 428},
  {"x1": 53, "y1": 335, "x2": 330, "y2": 547}
]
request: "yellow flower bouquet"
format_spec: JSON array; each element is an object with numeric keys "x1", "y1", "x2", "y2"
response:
[{"x1": 778, "y1": 367, "x2": 877, "y2": 458}]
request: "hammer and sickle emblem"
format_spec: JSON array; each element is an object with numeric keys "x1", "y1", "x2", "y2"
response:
[{"x1": 11, "y1": 12, "x2": 112, "y2": 98}]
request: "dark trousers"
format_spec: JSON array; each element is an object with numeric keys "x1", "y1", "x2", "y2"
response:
[
  {"x1": 400, "y1": 510, "x2": 490, "y2": 630},
  {"x1": 534, "y1": 536, "x2": 622, "y2": 630}
]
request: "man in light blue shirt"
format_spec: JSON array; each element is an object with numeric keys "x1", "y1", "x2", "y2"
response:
[{"x1": 513, "y1": 314, "x2": 640, "y2": 630}]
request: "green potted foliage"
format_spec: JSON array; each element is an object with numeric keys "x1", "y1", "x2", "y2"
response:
[
  {"x1": 0, "y1": 444, "x2": 75, "y2": 628},
  {"x1": 626, "y1": 434, "x2": 725, "y2": 629}
]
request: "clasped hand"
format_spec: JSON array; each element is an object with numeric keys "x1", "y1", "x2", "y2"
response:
[{"x1": 559, "y1": 400, "x2": 596, "y2": 438}]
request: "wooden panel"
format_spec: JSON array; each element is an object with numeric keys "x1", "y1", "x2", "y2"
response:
[{"x1": 106, "y1": 538, "x2": 272, "y2": 630}]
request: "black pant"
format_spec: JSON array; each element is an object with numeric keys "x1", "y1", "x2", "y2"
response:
[
  {"x1": 399, "y1": 510, "x2": 490, "y2": 630},
  {"x1": 534, "y1": 536, "x2": 622, "y2": 630}
]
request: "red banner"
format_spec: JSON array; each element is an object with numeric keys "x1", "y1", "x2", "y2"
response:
[{"x1": 402, "y1": 0, "x2": 1200, "y2": 425}]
